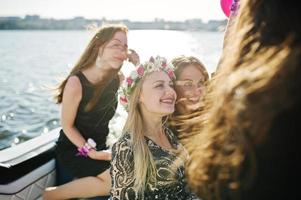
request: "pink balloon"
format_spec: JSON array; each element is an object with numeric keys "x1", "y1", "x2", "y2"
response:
[{"x1": 220, "y1": 0, "x2": 233, "y2": 17}]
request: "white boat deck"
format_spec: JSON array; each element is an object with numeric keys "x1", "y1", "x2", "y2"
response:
[{"x1": 0, "y1": 128, "x2": 60, "y2": 199}]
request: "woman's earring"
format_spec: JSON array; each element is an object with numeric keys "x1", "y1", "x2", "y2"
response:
[{"x1": 95, "y1": 56, "x2": 102, "y2": 69}]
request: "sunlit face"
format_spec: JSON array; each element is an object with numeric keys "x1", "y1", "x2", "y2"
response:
[
  {"x1": 174, "y1": 64, "x2": 206, "y2": 114},
  {"x1": 101, "y1": 31, "x2": 128, "y2": 69},
  {"x1": 139, "y1": 71, "x2": 177, "y2": 117}
]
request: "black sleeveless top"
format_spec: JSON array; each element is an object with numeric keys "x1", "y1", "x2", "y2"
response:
[{"x1": 56, "y1": 71, "x2": 119, "y2": 178}]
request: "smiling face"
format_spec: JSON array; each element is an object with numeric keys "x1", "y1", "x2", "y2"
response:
[
  {"x1": 101, "y1": 31, "x2": 128, "y2": 69},
  {"x1": 139, "y1": 71, "x2": 177, "y2": 117},
  {"x1": 174, "y1": 64, "x2": 206, "y2": 114}
]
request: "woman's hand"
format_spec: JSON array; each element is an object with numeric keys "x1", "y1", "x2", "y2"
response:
[
  {"x1": 88, "y1": 149, "x2": 112, "y2": 161},
  {"x1": 118, "y1": 72, "x2": 125, "y2": 84},
  {"x1": 127, "y1": 49, "x2": 140, "y2": 66}
]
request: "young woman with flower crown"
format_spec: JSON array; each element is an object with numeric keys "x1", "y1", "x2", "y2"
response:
[
  {"x1": 43, "y1": 24, "x2": 139, "y2": 200},
  {"x1": 110, "y1": 56, "x2": 200, "y2": 200}
]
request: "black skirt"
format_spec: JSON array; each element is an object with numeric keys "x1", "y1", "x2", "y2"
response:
[{"x1": 56, "y1": 140, "x2": 110, "y2": 178}]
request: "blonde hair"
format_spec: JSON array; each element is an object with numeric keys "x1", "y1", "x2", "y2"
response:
[
  {"x1": 172, "y1": 55, "x2": 209, "y2": 82},
  {"x1": 54, "y1": 24, "x2": 128, "y2": 111},
  {"x1": 122, "y1": 74, "x2": 157, "y2": 195},
  {"x1": 169, "y1": 55, "x2": 209, "y2": 140}
]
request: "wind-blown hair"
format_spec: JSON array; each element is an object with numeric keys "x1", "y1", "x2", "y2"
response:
[
  {"x1": 122, "y1": 74, "x2": 157, "y2": 195},
  {"x1": 172, "y1": 56, "x2": 209, "y2": 81},
  {"x1": 121, "y1": 56, "x2": 175, "y2": 195},
  {"x1": 186, "y1": 0, "x2": 301, "y2": 199},
  {"x1": 169, "y1": 55, "x2": 209, "y2": 143},
  {"x1": 121, "y1": 56, "x2": 187, "y2": 196},
  {"x1": 54, "y1": 24, "x2": 128, "y2": 111}
]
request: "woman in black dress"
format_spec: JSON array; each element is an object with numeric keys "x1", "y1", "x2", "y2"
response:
[{"x1": 43, "y1": 24, "x2": 139, "y2": 199}]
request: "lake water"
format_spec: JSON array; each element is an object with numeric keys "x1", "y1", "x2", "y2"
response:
[{"x1": 0, "y1": 30, "x2": 224, "y2": 150}]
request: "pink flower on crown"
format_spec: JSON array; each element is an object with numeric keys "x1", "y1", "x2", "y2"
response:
[
  {"x1": 137, "y1": 65, "x2": 144, "y2": 76},
  {"x1": 120, "y1": 95, "x2": 127, "y2": 103},
  {"x1": 167, "y1": 70, "x2": 175, "y2": 79},
  {"x1": 119, "y1": 56, "x2": 176, "y2": 112},
  {"x1": 126, "y1": 77, "x2": 133, "y2": 86}
]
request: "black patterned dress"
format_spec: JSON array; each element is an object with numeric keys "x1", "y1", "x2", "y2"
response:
[
  {"x1": 110, "y1": 127, "x2": 200, "y2": 200},
  {"x1": 56, "y1": 71, "x2": 119, "y2": 178}
]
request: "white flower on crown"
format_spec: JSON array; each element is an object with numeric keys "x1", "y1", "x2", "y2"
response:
[
  {"x1": 119, "y1": 56, "x2": 176, "y2": 112},
  {"x1": 146, "y1": 62, "x2": 155, "y2": 72},
  {"x1": 130, "y1": 70, "x2": 139, "y2": 80}
]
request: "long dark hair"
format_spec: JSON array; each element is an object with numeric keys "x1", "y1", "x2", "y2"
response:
[{"x1": 186, "y1": 0, "x2": 301, "y2": 199}]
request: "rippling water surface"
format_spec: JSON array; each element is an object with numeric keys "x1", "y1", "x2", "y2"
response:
[{"x1": 0, "y1": 30, "x2": 223, "y2": 150}]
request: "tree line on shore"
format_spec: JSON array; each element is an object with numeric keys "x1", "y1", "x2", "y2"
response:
[{"x1": 0, "y1": 15, "x2": 226, "y2": 31}]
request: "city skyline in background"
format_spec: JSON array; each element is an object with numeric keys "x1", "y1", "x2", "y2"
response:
[{"x1": 0, "y1": 0, "x2": 226, "y2": 22}]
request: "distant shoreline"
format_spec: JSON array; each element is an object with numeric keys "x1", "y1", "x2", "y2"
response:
[{"x1": 0, "y1": 15, "x2": 227, "y2": 31}]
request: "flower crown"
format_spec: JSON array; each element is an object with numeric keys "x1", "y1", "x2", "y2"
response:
[{"x1": 119, "y1": 56, "x2": 176, "y2": 111}]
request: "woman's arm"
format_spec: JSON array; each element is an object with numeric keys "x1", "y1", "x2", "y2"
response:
[
  {"x1": 62, "y1": 76, "x2": 114, "y2": 161},
  {"x1": 61, "y1": 76, "x2": 87, "y2": 148},
  {"x1": 215, "y1": 0, "x2": 240, "y2": 75},
  {"x1": 88, "y1": 149, "x2": 112, "y2": 160},
  {"x1": 110, "y1": 139, "x2": 138, "y2": 200}
]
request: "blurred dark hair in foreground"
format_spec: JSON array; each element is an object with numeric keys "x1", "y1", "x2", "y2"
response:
[{"x1": 186, "y1": 0, "x2": 301, "y2": 199}]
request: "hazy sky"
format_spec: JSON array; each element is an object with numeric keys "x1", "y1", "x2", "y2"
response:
[{"x1": 0, "y1": 0, "x2": 226, "y2": 22}]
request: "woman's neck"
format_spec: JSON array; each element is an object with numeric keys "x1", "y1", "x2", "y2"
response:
[
  {"x1": 83, "y1": 65, "x2": 117, "y2": 84},
  {"x1": 142, "y1": 115, "x2": 163, "y2": 138},
  {"x1": 142, "y1": 115, "x2": 173, "y2": 150}
]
